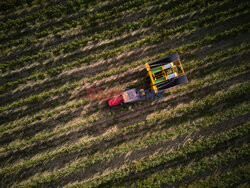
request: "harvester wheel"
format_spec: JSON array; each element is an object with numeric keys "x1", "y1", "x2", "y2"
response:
[
  {"x1": 168, "y1": 52, "x2": 180, "y2": 62},
  {"x1": 175, "y1": 75, "x2": 188, "y2": 85},
  {"x1": 148, "y1": 52, "x2": 180, "y2": 69}
]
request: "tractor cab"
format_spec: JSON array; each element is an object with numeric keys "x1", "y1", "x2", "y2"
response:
[{"x1": 122, "y1": 88, "x2": 139, "y2": 103}]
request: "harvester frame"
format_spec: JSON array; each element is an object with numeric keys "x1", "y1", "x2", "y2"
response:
[{"x1": 146, "y1": 52, "x2": 188, "y2": 93}]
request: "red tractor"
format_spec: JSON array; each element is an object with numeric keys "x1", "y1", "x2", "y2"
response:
[{"x1": 108, "y1": 88, "x2": 146, "y2": 107}]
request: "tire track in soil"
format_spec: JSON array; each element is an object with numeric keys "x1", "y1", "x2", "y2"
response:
[
  {"x1": 0, "y1": 12, "x2": 248, "y2": 118},
  {"x1": 0, "y1": 30, "x2": 148, "y2": 105},
  {"x1": 5, "y1": 103, "x2": 249, "y2": 187},
  {"x1": 0, "y1": 40, "x2": 248, "y2": 153},
  {"x1": 0, "y1": 0, "x2": 232, "y2": 75},
  {"x1": 186, "y1": 51, "x2": 250, "y2": 80},
  {"x1": 1, "y1": 64, "x2": 248, "y2": 151},
  {"x1": 0, "y1": 0, "x2": 136, "y2": 47},
  {"x1": 0, "y1": 27, "x2": 145, "y2": 85},
  {"x1": 0, "y1": 0, "x2": 232, "y2": 87},
  {"x1": 0, "y1": 0, "x2": 69, "y2": 22},
  {"x1": 1, "y1": 73, "x2": 248, "y2": 184},
  {"x1": 0, "y1": 0, "x2": 159, "y2": 64},
  {"x1": 0, "y1": 4, "x2": 142, "y2": 66},
  {"x1": 47, "y1": 114, "x2": 250, "y2": 187},
  {"x1": 122, "y1": 134, "x2": 250, "y2": 187},
  {"x1": 0, "y1": 47, "x2": 248, "y2": 152},
  {"x1": 1, "y1": 0, "x2": 249, "y2": 187},
  {"x1": 171, "y1": 152, "x2": 250, "y2": 187},
  {"x1": 101, "y1": 122, "x2": 249, "y2": 188},
  {"x1": 1, "y1": 5, "x2": 248, "y2": 97}
]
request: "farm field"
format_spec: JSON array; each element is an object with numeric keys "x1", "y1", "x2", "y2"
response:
[{"x1": 0, "y1": 0, "x2": 249, "y2": 187}]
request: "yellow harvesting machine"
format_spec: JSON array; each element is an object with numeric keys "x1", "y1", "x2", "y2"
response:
[{"x1": 145, "y1": 52, "x2": 188, "y2": 93}]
